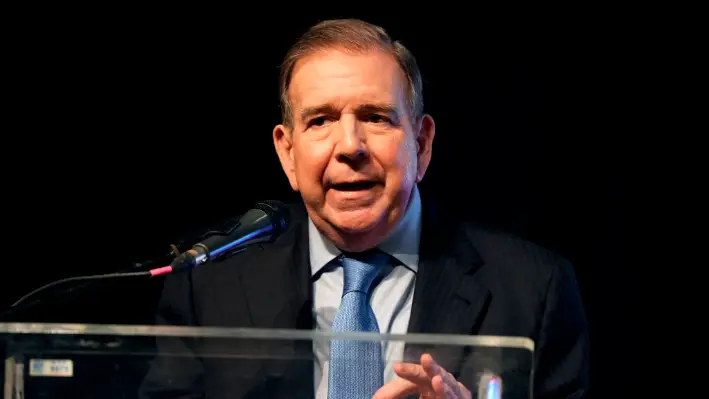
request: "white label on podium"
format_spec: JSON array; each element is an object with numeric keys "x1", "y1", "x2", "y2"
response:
[{"x1": 28, "y1": 359, "x2": 73, "y2": 377}]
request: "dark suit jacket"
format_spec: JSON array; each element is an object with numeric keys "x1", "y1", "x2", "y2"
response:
[{"x1": 139, "y1": 199, "x2": 588, "y2": 399}]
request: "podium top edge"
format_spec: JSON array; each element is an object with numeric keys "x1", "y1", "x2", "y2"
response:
[{"x1": 0, "y1": 322, "x2": 534, "y2": 352}]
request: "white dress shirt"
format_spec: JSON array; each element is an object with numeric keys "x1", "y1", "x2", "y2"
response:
[{"x1": 309, "y1": 185, "x2": 422, "y2": 399}]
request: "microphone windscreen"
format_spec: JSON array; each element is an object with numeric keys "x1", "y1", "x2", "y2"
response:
[{"x1": 254, "y1": 200, "x2": 290, "y2": 234}]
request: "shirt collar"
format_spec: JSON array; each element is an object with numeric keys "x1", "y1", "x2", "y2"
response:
[{"x1": 309, "y1": 185, "x2": 422, "y2": 275}]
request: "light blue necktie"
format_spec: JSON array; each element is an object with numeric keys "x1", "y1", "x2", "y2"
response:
[{"x1": 328, "y1": 250, "x2": 388, "y2": 399}]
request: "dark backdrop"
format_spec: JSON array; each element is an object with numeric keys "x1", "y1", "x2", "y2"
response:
[{"x1": 2, "y1": 9, "x2": 632, "y2": 397}]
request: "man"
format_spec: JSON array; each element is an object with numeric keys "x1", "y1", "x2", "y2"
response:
[{"x1": 140, "y1": 19, "x2": 588, "y2": 399}]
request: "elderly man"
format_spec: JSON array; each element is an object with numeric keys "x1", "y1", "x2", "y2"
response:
[{"x1": 140, "y1": 18, "x2": 588, "y2": 399}]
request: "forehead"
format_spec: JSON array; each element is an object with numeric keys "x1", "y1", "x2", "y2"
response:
[{"x1": 288, "y1": 48, "x2": 408, "y2": 112}]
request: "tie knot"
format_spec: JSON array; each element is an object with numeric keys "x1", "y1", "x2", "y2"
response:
[{"x1": 340, "y1": 249, "x2": 390, "y2": 296}]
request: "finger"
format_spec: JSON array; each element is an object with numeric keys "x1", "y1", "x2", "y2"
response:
[
  {"x1": 431, "y1": 374, "x2": 447, "y2": 398},
  {"x1": 420, "y1": 354, "x2": 445, "y2": 379},
  {"x1": 421, "y1": 354, "x2": 467, "y2": 398},
  {"x1": 443, "y1": 371, "x2": 462, "y2": 398},
  {"x1": 371, "y1": 377, "x2": 419, "y2": 399},
  {"x1": 458, "y1": 381, "x2": 472, "y2": 399},
  {"x1": 433, "y1": 378, "x2": 459, "y2": 399},
  {"x1": 393, "y1": 362, "x2": 434, "y2": 388}
]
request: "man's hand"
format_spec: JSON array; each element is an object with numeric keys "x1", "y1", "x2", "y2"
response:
[{"x1": 373, "y1": 354, "x2": 471, "y2": 399}]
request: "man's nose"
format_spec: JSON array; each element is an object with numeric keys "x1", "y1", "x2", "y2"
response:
[{"x1": 334, "y1": 114, "x2": 368, "y2": 161}]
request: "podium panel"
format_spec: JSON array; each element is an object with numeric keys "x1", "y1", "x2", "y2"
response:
[{"x1": 2, "y1": 323, "x2": 534, "y2": 398}]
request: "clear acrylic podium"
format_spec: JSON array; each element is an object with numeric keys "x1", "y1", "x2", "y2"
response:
[{"x1": 2, "y1": 323, "x2": 534, "y2": 398}]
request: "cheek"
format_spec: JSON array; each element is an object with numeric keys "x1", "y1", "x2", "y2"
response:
[
  {"x1": 293, "y1": 142, "x2": 331, "y2": 190},
  {"x1": 374, "y1": 135, "x2": 418, "y2": 183}
]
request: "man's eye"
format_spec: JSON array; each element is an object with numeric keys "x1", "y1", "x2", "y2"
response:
[
  {"x1": 310, "y1": 116, "x2": 335, "y2": 127},
  {"x1": 367, "y1": 114, "x2": 388, "y2": 123}
]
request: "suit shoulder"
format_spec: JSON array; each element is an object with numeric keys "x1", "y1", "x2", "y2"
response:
[{"x1": 460, "y1": 222, "x2": 573, "y2": 287}]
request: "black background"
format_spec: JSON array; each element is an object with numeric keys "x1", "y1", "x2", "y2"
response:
[{"x1": 2, "y1": 8, "x2": 635, "y2": 397}]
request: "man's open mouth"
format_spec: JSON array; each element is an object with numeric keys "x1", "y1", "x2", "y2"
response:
[{"x1": 330, "y1": 181, "x2": 378, "y2": 191}]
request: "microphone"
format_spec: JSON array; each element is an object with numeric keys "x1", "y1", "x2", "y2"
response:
[
  {"x1": 3, "y1": 200, "x2": 290, "y2": 315},
  {"x1": 148, "y1": 200, "x2": 290, "y2": 276}
]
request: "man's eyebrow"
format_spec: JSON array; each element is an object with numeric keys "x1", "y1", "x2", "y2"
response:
[
  {"x1": 356, "y1": 103, "x2": 399, "y2": 115},
  {"x1": 300, "y1": 105, "x2": 338, "y2": 121},
  {"x1": 299, "y1": 103, "x2": 400, "y2": 120}
]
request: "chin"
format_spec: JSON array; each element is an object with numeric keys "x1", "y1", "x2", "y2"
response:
[{"x1": 329, "y1": 207, "x2": 382, "y2": 234}]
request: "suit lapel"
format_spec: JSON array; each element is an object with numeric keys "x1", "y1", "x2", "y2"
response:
[
  {"x1": 405, "y1": 199, "x2": 491, "y2": 375},
  {"x1": 238, "y1": 203, "x2": 312, "y2": 330},
  {"x1": 235, "y1": 203, "x2": 315, "y2": 398}
]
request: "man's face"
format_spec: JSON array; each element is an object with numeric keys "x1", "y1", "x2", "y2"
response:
[{"x1": 273, "y1": 48, "x2": 435, "y2": 251}]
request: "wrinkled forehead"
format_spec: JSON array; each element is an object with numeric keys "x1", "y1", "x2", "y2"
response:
[{"x1": 288, "y1": 48, "x2": 409, "y2": 114}]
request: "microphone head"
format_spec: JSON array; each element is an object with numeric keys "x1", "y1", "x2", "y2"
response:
[{"x1": 253, "y1": 200, "x2": 290, "y2": 236}]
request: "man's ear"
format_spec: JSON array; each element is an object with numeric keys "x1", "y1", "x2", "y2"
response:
[
  {"x1": 415, "y1": 114, "x2": 436, "y2": 183},
  {"x1": 273, "y1": 124, "x2": 299, "y2": 191}
]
